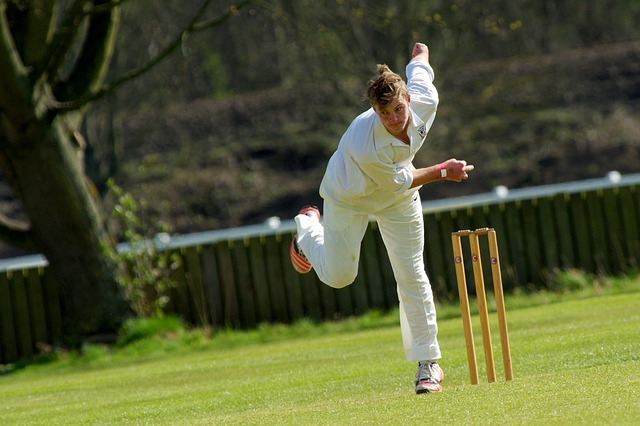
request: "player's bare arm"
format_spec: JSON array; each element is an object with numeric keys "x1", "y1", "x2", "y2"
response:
[{"x1": 409, "y1": 159, "x2": 475, "y2": 188}]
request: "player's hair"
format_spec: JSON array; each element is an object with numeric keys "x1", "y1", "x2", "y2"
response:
[{"x1": 365, "y1": 64, "x2": 409, "y2": 107}]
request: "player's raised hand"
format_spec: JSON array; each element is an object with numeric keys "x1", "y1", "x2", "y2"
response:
[{"x1": 411, "y1": 43, "x2": 430, "y2": 62}]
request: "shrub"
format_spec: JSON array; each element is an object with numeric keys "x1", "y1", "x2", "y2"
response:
[{"x1": 106, "y1": 180, "x2": 181, "y2": 318}]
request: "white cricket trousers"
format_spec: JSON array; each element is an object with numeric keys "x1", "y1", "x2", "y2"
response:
[{"x1": 295, "y1": 193, "x2": 441, "y2": 362}]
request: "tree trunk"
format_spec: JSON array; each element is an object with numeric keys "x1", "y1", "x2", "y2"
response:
[
  {"x1": 0, "y1": 111, "x2": 130, "y2": 343},
  {"x1": 0, "y1": 0, "x2": 132, "y2": 344}
]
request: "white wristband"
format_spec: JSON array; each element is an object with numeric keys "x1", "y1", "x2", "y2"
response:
[{"x1": 439, "y1": 163, "x2": 447, "y2": 179}]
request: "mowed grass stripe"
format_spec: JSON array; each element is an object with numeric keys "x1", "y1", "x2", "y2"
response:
[{"x1": 0, "y1": 292, "x2": 639, "y2": 425}]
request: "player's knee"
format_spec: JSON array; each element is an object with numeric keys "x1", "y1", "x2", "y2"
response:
[
  {"x1": 323, "y1": 268, "x2": 358, "y2": 289},
  {"x1": 327, "y1": 277, "x2": 354, "y2": 289}
]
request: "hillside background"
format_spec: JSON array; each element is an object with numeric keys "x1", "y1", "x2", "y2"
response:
[{"x1": 1, "y1": 0, "x2": 640, "y2": 256}]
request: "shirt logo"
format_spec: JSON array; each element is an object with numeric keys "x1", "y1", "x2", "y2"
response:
[{"x1": 418, "y1": 125, "x2": 426, "y2": 138}]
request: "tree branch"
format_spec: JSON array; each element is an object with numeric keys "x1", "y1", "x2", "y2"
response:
[
  {"x1": 0, "y1": 212, "x2": 37, "y2": 252},
  {"x1": 20, "y1": 0, "x2": 57, "y2": 67},
  {"x1": 191, "y1": 0, "x2": 250, "y2": 32},
  {"x1": 51, "y1": 0, "x2": 253, "y2": 112},
  {"x1": 53, "y1": 0, "x2": 121, "y2": 103},
  {"x1": 0, "y1": 3, "x2": 31, "y2": 120},
  {"x1": 91, "y1": 0, "x2": 129, "y2": 14},
  {"x1": 35, "y1": 0, "x2": 90, "y2": 85}
]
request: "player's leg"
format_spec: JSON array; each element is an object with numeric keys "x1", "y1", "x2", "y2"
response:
[
  {"x1": 293, "y1": 201, "x2": 369, "y2": 288},
  {"x1": 376, "y1": 193, "x2": 442, "y2": 392}
]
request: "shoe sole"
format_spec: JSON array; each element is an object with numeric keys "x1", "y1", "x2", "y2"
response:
[
  {"x1": 299, "y1": 206, "x2": 321, "y2": 221},
  {"x1": 290, "y1": 238, "x2": 312, "y2": 273},
  {"x1": 415, "y1": 384, "x2": 443, "y2": 394}
]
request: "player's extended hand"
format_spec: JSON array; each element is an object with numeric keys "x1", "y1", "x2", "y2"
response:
[
  {"x1": 442, "y1": 158, "x2": 475, "y2": 182},
  {"x1": 411, "y1": 43, "x2": 430, "y2": 62}
]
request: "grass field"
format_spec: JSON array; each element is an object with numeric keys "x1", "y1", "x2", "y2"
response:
[{"x1": 1, "y1": 284, "x2": 639, "y2": 425}]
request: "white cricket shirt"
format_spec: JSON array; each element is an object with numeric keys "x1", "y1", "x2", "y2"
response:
[{"x1": 319, "y1": 60, "x2": 439, "y2": 210}]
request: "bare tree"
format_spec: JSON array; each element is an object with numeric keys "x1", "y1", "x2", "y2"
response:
[{"x1": 0, "y1": 0, "x2": 249, "y2": 343}]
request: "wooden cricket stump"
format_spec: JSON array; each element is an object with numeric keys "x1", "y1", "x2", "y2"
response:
[{"x1": 451, "y1": 228, "x2": 513, "y2": 385}]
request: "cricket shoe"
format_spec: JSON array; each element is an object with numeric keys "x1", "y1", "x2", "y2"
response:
[
  {"x1": 290, "y1": 206, "x2": 321, "y2": 274},
  {"x1": 415, "y1": 361, "x2": 444, "y2": 394}
]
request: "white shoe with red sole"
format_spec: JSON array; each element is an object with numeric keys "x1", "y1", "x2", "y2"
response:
[
  {"x1": 290, "y1": 206, "x2": 321, "y2": 274},
  {"x1": 415, "y1": 361, "x2": 444, "y2": 394}
]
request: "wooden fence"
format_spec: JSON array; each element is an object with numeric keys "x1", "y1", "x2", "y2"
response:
[{"x1": 1, "y1": 173, "x2": 639, "y2": 364}]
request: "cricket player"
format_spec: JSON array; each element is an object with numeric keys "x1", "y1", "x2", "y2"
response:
[{"x1": 290, "y1": 42, "x2": 474, "y2": 393}]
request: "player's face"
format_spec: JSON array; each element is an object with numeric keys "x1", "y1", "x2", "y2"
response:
[{"x1": 374, "y1": 95, "x2": 411, "y2": 138}]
